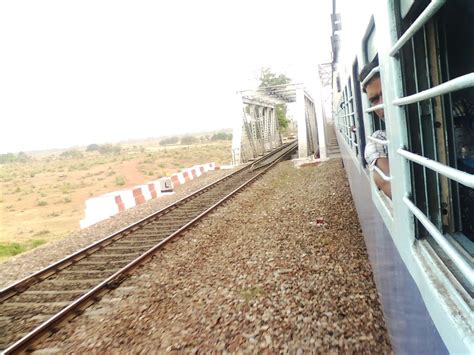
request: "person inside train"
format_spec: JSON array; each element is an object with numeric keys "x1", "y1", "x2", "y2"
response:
[{"x1": 359, "y1": 56, "x2": 392, "y2": 198}]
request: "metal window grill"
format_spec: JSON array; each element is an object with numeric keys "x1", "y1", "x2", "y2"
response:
[
  {"x1": 389, "y1": 0, "x2": 473, "y2": 285},
  {"x1": 337, "y1": 84, "x2": 360, "y2": 153}
]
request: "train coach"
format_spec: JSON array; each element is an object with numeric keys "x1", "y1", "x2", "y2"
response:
[{"x1": 330, "y1": 0, "x2": 473, "y2": 353}]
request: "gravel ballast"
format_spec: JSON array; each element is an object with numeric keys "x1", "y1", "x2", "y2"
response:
[{"x1": 32, "y1": 159, "x2": 391, "y2": 353}]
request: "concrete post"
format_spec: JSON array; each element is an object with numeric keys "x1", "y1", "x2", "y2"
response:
[
  {"x1": 296, "y1": 87, "x2": 308, "y2": 158},
  {"x1": 232, "y1": 93, "x2": 245, "y2": 165}
]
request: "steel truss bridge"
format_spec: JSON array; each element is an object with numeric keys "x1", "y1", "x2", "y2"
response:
[{"x1": 232, "y1": 82, "x2": 327, "y2": 165}]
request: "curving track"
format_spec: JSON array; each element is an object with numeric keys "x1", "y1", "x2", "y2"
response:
[{"x1": 0, "y1": 141, "x2": 297, "y2": 353}]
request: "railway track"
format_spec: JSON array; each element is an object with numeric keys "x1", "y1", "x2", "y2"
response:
[{"x1": 0, "y1": 141, "x2": 297, "y2": 353}]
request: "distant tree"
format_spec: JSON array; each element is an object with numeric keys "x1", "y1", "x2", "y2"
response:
[
  {"x1": 16, "y1": 152, "x2": 30, "y2": 162},
  {"x1": 0, "y1": 152, "x2": 31, "y2": 164},
  {"x1": 211, "y1": 132, "x2": 233, "y2": 141},
  {"x1": 0, "y1": 153, "x2": 17, "y2": 164},
  {"x1": 60, "y1": 150, "x2": 84, "y2": 159},
  {"x1": 159, "y1": 136, "x2": 179, "y2": 145},
  {"x1": 259, "y1": 68, "x2": 291, "y2": 88},
  {"x1": 180, "y1": 136, "x2": 199, "y2": 145},
  {"x1": 258, "y1": 68, "x2": 291, "y2": 129},
  {"x1": 98, "y1": 144, "x2": 121, "y2": 155},
  {"x1": 86, "y1": 144, "x2": 100, "y2": 152}
]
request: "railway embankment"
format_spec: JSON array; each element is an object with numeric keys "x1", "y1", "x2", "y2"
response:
[{"x1": 30, "y1": 158, "x2": 391, "y2": 352}]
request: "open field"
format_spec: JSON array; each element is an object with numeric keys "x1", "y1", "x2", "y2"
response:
[{"x1": 0, "y1": 140, "x2": 232, "y2": 262}]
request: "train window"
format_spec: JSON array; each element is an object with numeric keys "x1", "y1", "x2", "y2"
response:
[
  {"x1": 364, "y1": 26, "x2": 378, "y2": 63},
  {"x1": 342, "y1": 86, "x2": 349, "y2": 145},
  {"x1": 397, "y1": 0, "x2": 473, "y2": 292},
  {"x1": 352, "y1": 59, "x2": 366, "y2": 167},
  {"x1": 362, "y1": 22, "x2": 386, "y2": 146},
  {"x1": 360, "y1": 21, "x2": 392, "y2": 200},
  {"x1": 340, "y1": 86, "x2": 351, "y2": 146},
  {"x1": 347, "y1": 77, "x2": 359, "y2": 157}
]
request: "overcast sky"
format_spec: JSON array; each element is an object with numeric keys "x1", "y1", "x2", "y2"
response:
[{"x1": 0, "y1": 0, "x2": 333, "y2": 153}]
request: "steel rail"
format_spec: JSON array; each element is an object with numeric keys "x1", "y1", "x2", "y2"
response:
[{"x1": 2, "y1": 142, "x2": 297, "y2": 353}]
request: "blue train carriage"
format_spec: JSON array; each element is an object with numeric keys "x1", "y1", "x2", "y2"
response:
[{"x1": 331, "y1": 0, "x2": 473, "y2": 353}]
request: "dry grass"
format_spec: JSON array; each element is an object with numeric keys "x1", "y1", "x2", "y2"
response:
[{"x1": 0, "y1": 140, "x2": 232, "y2": 261}]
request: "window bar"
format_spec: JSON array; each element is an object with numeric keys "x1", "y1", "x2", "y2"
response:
[
  {"x1": 361, "y1": 66, "x2": 380, "y2": 87},
  {"x1": 403, "y1": 196, "x2": 473, "y2": 284},
  {"x1": 343, "y1": 99, "x2": 347, "y2": 141},
  {"x1": 393, "y1": 73, "x2": 474, "y2": 106},
  {"x1": 345, "y1": 91, "x2": 350, "y2": 147},
  {"x1": 397, "y1": 148, "x2": 474, "y2": 188},
  {"x1": 341, "y1": 112, "x2": 356, "y2": 118},
  {"x1": 342, "y1": 96, "x2": 346, "y2": 142},
  {"x1": 389, "y1": 0, "x2": 446, "y2": 56},
  {"x1": 367, "y1": 135, "x2": 388, "y2": 145},
  {"x1": 349, "y1": 78, "x2": 357, "y2": 155},
  {"x1": 422, "y1": 23, "x2": 442, "y2": 226},
  {"x1": 411, "y1": 34, "x2": 431, "y2": 223},
  {"x1": 365, "y1": 104, "x2": 384, "y2": 113},
  {"x1": 373, "y1": 165, "x2": 392, "y2": 181}
]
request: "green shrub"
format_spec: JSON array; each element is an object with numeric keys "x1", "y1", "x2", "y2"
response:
[
  {"x1": 0, "y1": 243, "x2": 27, "y2": 257},
  {"x1": 115, "y1": 175, "x2": 126, "y2": 186},
  {"x1": 61, "y1": 183, "x2": 72, "y2": 194},
  {"x1": 0, "y1": 239, "x2": 47, "y2": 258},
  {"x1": 37, "y1": 200, "x2": 48, "y2": 206}
]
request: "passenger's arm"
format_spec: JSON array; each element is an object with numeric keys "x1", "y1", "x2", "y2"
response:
[{"x1": 373, "y1": 157, "x2": 391, "y2": 198}]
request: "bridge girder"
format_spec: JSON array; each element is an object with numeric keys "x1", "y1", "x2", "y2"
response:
[{"x1": 232, "y1": 83, "x2": 326, "y2": 165}]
